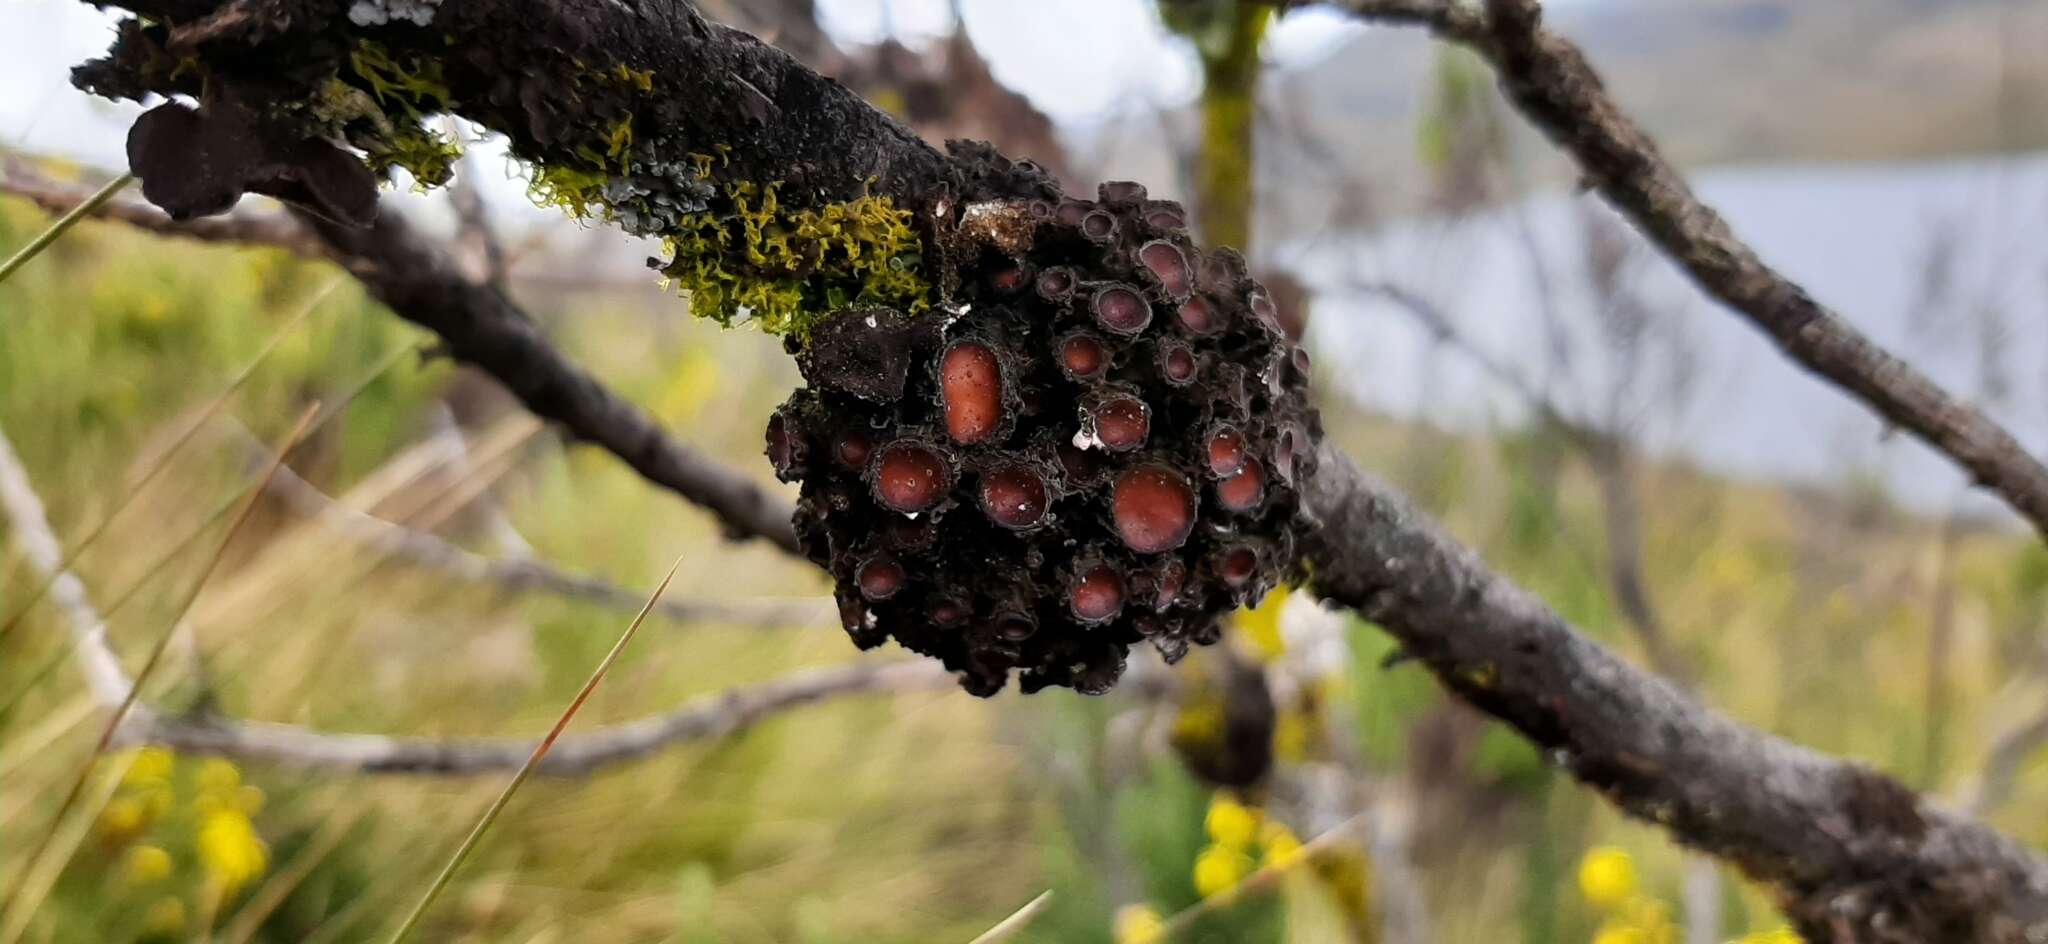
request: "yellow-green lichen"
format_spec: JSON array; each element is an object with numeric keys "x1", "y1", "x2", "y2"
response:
[
  {"x1": 364, "y1": 123, "x2": 463, "y2": 191},
  {"x1": 658, "y1": 181, "x2": 930, "y2": 338},
  {"x1": 340, "y1": 39, "x2": 462, "y2": 189},
  {"x1": 348, "y1": 40, "x2": 452, "y2": 112},
  {"x1": 526, "y1": 163, "x2": 612, "y2": 219}
]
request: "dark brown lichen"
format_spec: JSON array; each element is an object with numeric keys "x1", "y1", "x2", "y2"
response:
[{"x1": 771, "y1": 161, "x2": 1320, "y2": 695}]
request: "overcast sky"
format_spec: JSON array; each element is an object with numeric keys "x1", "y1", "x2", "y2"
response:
[{"x1": 0, "y1": 0, "x2": 1428, "y2": 169}]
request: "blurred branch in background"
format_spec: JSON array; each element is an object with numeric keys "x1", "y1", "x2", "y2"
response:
[
  {"x1": 0, "y1": 160, "x2": 325, "y2": 259},
  {"x1": 0, "y1": 417, "x2": 950, "y2": 776},
  {"x1": 216, "y1": 420, "x2": 825, "y2": 631},
  {"x1": 1330, "y1": 0, "x2": 2048, "y2": 542},
  {"x1": 1356, "y1": 280, "x2": 1686, "y2": 679},
  {"x1": 0, "y1": 162, "x2": 803, "y2": 554}
]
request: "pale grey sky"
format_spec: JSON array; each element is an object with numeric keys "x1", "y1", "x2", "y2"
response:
[{"x1": 0, "y1": 0, "x2": 1411, "y2": 171}]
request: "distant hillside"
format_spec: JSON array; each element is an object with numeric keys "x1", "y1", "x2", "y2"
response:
[{"x1": 1081, "y1": 0, "x2": 2048, "y2": 232}]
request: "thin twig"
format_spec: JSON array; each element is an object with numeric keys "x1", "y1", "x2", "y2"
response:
[
  {"x1": 221, "y1": 420, "x2": 825, "y2": 630},
  {"x1": 0, "y1": 163, "x2": 323, "y2": 259},
  {"x1": 1965, "y1": 695, "x2": 2048, "y2": 816},
  {"x1": 131, "y1": 661, "x2": 954, "y2": 775},
  {"x1": 3, "y1": 412, "x2": 942, "y2": 783}
]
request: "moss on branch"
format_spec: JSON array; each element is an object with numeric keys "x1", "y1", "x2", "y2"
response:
[{"x1": 72, "y1": 0, "x2": 981, "y2": 339}]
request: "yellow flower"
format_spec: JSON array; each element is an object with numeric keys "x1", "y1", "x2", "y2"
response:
[
  {"x1": 196, "y1": 809, "x2": 268, "y2": 895},
  {"x1": 143, "y1": 897, "x2": 186, "y2": 937},
  {"x1": 1113, "y1": 903, "x2": 1166, "y2": 944},
  {"x1": 121, "y1": 845, "x2": 175, "y2": 886},
  {"x1": 196, "y1": 758, "x2": 242, "y2": 795},
  {"x1": 98, "y1": 797, "x2": 148, "y2": 840},
  {"x1": 1192, "y1": 844, "x2": 1251, "y2": 900},
  {"x1": 1733, "y1": 929, "x2": 1803, "y2": 944},
  {"x1": 1260, "y1": 822, "x2": 1304, "y2": 868},
  {"x1": 1204, "y1": 795, "x2": 1260, "y2": 850},
  {"x1": 1577, "y1": 846, "x2": 1637, "y2": 911},
  {"x1": 1233, "y1": 586, "x2": 1289, "y2": 661},
  {"x1": 121, "y1": 747, "x2": 176, "y2": 788}
]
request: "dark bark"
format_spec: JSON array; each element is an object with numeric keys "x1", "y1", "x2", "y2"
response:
[{"x1": 1303, "y1": 447, "x2": 2048, "y2": 940}]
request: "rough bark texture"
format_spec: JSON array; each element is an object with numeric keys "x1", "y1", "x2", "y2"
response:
[
  {"x1": 1303, "y1": 447, "x2": 2048, "y2": 941},
  {"x1": 56, "y1": 0, "x2": 2048, "y2": 934}
]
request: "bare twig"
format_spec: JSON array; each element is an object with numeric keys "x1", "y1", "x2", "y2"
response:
[
  {"x1": 0, "y1": 163, "x2": 323, "y2": 259},
  {"x1": 0, "y1": 427, "x2": 135, "y2": 705},
  {"x1": 1966, "y1": 695, "x2": 2048, "y2": 816},
  {"x1": 1, "y1": 420, "x2": 948, "y2": 780},
  {"x1": 129, "y1": 660, "x2": 953, "y2": 776},
  {"x1": 1333, "y1": 0, "x2": 2048, "y2": 540},
  {"x1": 0, "y1": 405, "x2": 316, "y2": 922},
  {"x1": 1, "y1": 163, "x2": 800, "y2": 554},
  {"x1": 222, "y1": 421, "x2": 824, "y2": 630}
]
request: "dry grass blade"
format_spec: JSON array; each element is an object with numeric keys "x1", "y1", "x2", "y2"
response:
[
  {"x1": 0, "y1": 276, "x2": 346, "y2": 644},
  {"x1": 1155, "y1": 812, "x2": 1370, "y2": 940},
  {"x1": 0, "y1": 752, "x2": 137, "y2": 944},
  {"x1": 0, "y1": 402, "x2": 320, "y2": 924},
  {"x1": 382, "y1": 552, "x2": 689, "y2": 944},
  {"x1": 0, "y1": 171, "x2": 133, "y2": 284},
  {"x1": 0, "y1": 340, "x2": 423, "y2": 717},
  {"x1": 966, "y1": 890, "x2": 1054, "y2": 944}
]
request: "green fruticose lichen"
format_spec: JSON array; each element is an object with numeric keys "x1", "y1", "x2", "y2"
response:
[{"x1": 655, "y1": 180, "x2": 930, "y2": 338}]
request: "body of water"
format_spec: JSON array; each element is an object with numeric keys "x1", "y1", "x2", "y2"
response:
[{"x1": 1294, "y1": 153, "x2": 2048, "y2": 518}]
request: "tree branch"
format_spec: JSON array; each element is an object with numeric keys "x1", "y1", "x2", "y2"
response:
[
  {"x1": 1, "y1": 160, "x2": 324, "y2": 258},
  {"x1": 1331, "y1": 0, "x2": 2048, "y2": 542},
  {"x1": 56, "y1": 1, "x2": 2048, "y2": 933},
  {"x1": 1302, "y1": 448, "x2": 2048, "y2": 936},
  {"x1": 1, "y1": 417, "x2": 947, "y2": 776},
  {"x1": 125, "y1": 660, "x2": 954, "y2": 776},
  {"x1": 291, "y1": 208, "x2": 803, "y2": 553},
  {"x1": 228, "y1": 422, "x2": 825, "y2": 629},
  {"x1": 0, "y1": 166, "x2": 802, "y2": 554}
]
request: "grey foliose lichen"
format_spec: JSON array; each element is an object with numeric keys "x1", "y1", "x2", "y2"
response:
[
  {"x1": 348, "y1": 0, "x2": 441, "y2": 27},
  {"x1": 605, "y1": 160, "x2": 715, "y2": 238}
]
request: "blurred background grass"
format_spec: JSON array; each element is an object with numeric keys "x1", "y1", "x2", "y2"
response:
[
  {"x1": 6, "y1": 0, "x2": 2048, "y2": 941},
  {"x1": 5, "y1": 192, "x2": 2044, "y2": 942}
]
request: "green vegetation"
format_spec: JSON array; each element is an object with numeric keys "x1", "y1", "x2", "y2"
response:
[
  {"x1": 653, "y1": 179, "x2": 928, "y2": 338},
  {"x1": 4, "y1": 181, "x2": 2046, "y2": 942}
]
